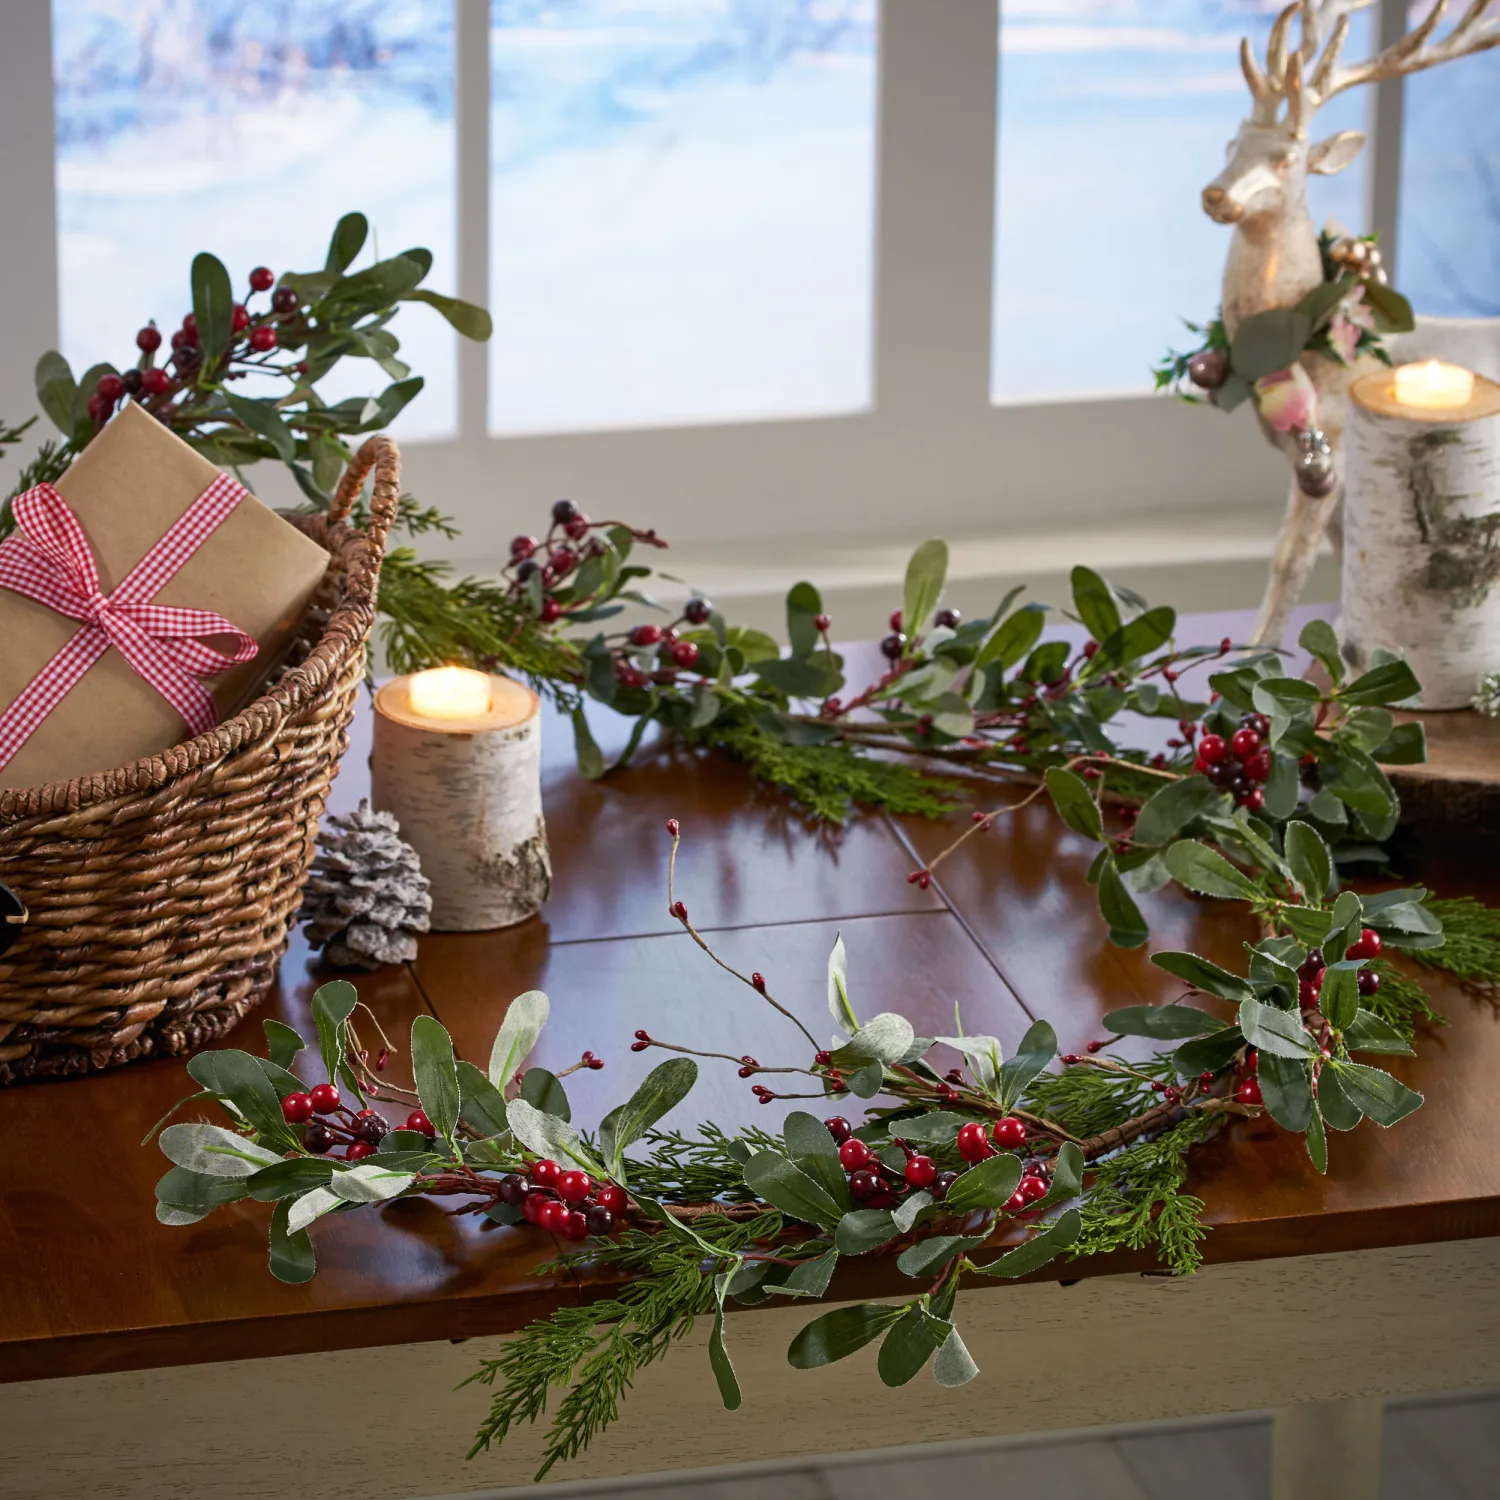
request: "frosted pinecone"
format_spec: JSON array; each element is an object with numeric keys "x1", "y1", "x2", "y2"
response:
[
  {"x1": 299, "y1": 800, "x2": 432, "y2": 969},
  {"x1": 1473, "y1": 670, "x2": 1500, "y2": 719}
]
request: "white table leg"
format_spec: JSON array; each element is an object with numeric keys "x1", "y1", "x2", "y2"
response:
[{"x1": 1273, "y1": 1397, "x2": 1383, "y2": 1500}]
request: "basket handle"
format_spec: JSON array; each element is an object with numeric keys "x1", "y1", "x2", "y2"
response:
[{"x1": 329, "y1": 435, "x2": 401, "y2": 558}]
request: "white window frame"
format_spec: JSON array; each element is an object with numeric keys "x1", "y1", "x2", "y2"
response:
[{"x1": 0, "y1": 0, "x2": 1412, "y2": 569}]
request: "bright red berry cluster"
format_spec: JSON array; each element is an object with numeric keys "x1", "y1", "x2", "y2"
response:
[
  {"x1": 1193, "y1": 710, "x2": 1273, "y2": 811},
  {"x1": 501, "y1": 1160, "x2": 627, "y2": 1241},
  {"x1": 280, "y1": 1083, "x2": 400, "y2": 1160}
]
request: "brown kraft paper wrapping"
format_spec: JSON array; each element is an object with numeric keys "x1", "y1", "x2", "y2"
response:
[{"x1": 0, "y1": 402, "x2": 330, "y2": 791}]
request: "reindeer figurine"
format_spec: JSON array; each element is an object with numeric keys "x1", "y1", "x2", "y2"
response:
[{"x1": 1200, "y1": 0, "x2": 1500, "y2": 646}]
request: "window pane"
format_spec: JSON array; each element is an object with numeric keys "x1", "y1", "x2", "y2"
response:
[
  {"x1": 993, "y1": 1, "x2": 1369, "y2": 403},
  {"x1": 53, "y1": 1, "x2": 456, "y2": 441},
  {"x1": 1397, "y1": 40, "x2": 1500, "y2": 317},
  {"x1": 489, "y1": 1, "x2": 876, "y2": 436}
]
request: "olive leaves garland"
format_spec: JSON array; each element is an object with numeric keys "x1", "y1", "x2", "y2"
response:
[{"x1": 150, "y1": 822, "x2": 1452, "y2": 1479}]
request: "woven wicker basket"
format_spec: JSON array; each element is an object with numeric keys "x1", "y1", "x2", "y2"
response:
[{"x1": 0, "y1": 435, "x2": 400, "y2": 1085}]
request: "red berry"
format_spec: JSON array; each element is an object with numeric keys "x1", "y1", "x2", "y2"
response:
[
  {"x1": 957, "y1": 1121, "x2": 992, "y2": 1163},
  {"x1": 1242, "y1": 749, "x2": 1272, "y2": 783},
  {"x1": 825, "y1": 1116, "x2": 852, "y2": 1144},
  {"x1": 1299, "y1": 980, "x2": 1321, "y2": 1010},
  {"x1": 521, "y1": 1191, "x2": 545, "y2": 1224},
  {"x1": 1235, "y1": 1079, "x2": 1263, "y2": 1105},
  {"x1": 182, "y1": 313, "x2": 198, "y2": 338},
  {"x1": 992, "y1": 1116, "x2": 1027, "y2": 1148},
  {"x1": 346, "y1": 1140, "x2": 375, "y2": 1161},
  {"x1": 557, "y1": 1170, "x2": 592, "y2": 1203},
  {"x1": 1346, "y1": 928, "x2": 1383, "y2": 961},
  {"x1": 1358, "y1": 968, "x2": 1380, "y2": 997},
  {"x1": 249, "y1": 266, "x2": 275, "y2": 292},
  {"x1": 87, "y1": 395, "x2": 111, "y2": 423},
  {"x1": 813, "y1": 613, "x2": 831, "y2": 632},
  {"x1": 888, "y1": 610, "x2": 903, "y2": 632},
  {"x1": 530, "y1": 1158, "x2": 561, "y2": 1188},
  {"x1": 1019, "y1": 1173, "x2": 1048, "y2": 1203},
  {"x1": 1082, "y1": 641, "x2": 1099, "y2": 659},
  {"x1": 839, "y1": 1138, "x2": 872, "y2": 1171},
  {"x1": 1237, "y1": 788, "x2": 1265, "y2": 814},
  {"x1": 96, "y1": 374, "x2": 125, "y2": 402},
  {"x1": 596, "y1": 1183, "x2": 628, "y2": 1215},
  {"x1": 537, "y1": 1199, "x2": 570, "y2": 1233},
  {"x1": 248, "y1": 325, "x2": 278, "y2": 352},
  {"x1": 905, "y1": 1154, "x2": 937, "y2": 1188},
  {"x1": 405, "y1": 1109, "x2": 435, "y2": 1136},
  {"x1": 562, "y1": 1210, "x2": 589, "y2": 1241},
  {"x1": 849, "y1": 1169, "x2": 880, "y2": 1201},
  {"x1": 272, "y1": 287, "x2": 300, "y2": 315},
  {"x1": 140, "y1": 367, "x2": 171, "y2": 395},
  {"x1": 1197, "y1": 733, "x2": 1228, "y2": 765},
  {"x1": 136, "y1": 325, "x2": 162, "y2": 352},
  {"x1": 510, "y1": 534, "x2": 537, "y2": 557},
  {"x1": 815, "y1": 1049, "x2": 833, "y2": 1067},
  {"x1": 670, "y1": 639, "x2": 699, "y2": 669},
  {"x1": 231, "y1": 304, "x2": 250, "y2": 332},
  {"x1": 629, "y1": 624, "x2": 662, "y2": 647},
  {"x1": 1199, "y1": 1071, "x2": 1215, "y2": 1089},
  {"x1": 282, "y1": 1091, "x2": 314, "y2": 1124},
  {"x1": 1003, "y1": 1191, "x2": 1027, "y2": 1213},
  {"x1": 309, "y1": 1083, "x2": 341, "y2": 1115},
  {"x1": 540, "y1": 597, "x2": 562, "y2": 623},
  {"x1": 751, "y1": 973, "x2": 766, "y2": 992},
  {"x1": 1231, "y1": 727, "x2": 1261, "y2": 760},
  {"x1": 671, "y1": 900, "x2": 687, "y2": 921}
]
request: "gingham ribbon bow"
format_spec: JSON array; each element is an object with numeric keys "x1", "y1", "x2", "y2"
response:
[{"x1": 0, "y1": 474, "x2": 257, "y2": 770}]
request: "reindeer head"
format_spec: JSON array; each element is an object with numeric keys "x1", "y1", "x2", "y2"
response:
[{"x1": 1202, "y1": 0, "x2": 1500, "y2": 226}]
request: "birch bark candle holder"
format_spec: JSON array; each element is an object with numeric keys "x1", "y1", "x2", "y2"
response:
[
  {"x1": 371, "y1": 669, "x2": 550, "y2": 930},
  {"x1": 1343, "y1": 365, "x2": 1500, "y2": 709}
]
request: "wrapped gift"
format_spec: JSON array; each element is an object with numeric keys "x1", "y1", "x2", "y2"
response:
[{"x1": 0, "y1": 402, "x2": 330, "y2": 791}]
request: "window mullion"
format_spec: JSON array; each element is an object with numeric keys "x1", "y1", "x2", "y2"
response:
[
  {"x1": 456, "y1": 0, "x2": 491, "y2": 446},
  {"x1": 1363, "y1": 0, "x2": 1407, "y2": 281}
]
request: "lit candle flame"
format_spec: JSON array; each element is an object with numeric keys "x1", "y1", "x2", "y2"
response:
[
  {"x1": 1393, "y1": 360, "x2": 1475, "y2": 411},
  {"x1": 407, "y1": 666, "x2": 492, "y2": 721}
]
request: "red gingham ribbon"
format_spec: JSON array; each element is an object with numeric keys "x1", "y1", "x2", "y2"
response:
[{"x1": 0, "y1": 474, "x2": 258, "y2": 770}]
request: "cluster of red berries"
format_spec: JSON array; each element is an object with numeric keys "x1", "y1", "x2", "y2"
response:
[
  {"x1": 90, "y1": 266, "x2": 306, "y2": 430},
  {"x1": 280, "y1": 1084, "x2": 426, "y2": 1160},
  {"x1": 1295, "y1": 930, "x2": 1382, "y2": 1011},
  {"x1": 1191, "y1": 712, "x2": 1274, "y2": 811},
  {"x1": 497, "y1": 1159, "x2": 628, "y2": 1241},
  {"x1": 880, "y1": 606, "x2": 961, "y2": 663}
]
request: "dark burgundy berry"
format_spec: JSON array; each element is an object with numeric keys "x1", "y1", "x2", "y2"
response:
[
  {"x1": 141, "y1": 367, "x2": 171, "y2": 395},
  {"x1": 552, "y1": 498, "x2": 579, "y2": 524},
  {"x1": 931, "y1": 1170, "x2": 958, "y2": 1202},
  {"x1": 515, "y1": 559, "x2": 539, "y2": 582},
  {"x1": 671, "y1": 640, "x2": 699, "y2": 669},
  {"x1": 121, "y1": 368, "x2": 143, "y2": 395},
  {"x1": 282, "y1": 1091, "x2": 314, "y2": 1124},
  {"x1": 1358, "y1": 968, "x2": 1381, "y2": 997},
  {"x1": 1298, "y1": 949, "x2": 1327, "y2": 980},
  {"x1": 825, "y1": 1116, "x2": 852, "y2": 1143},
  {"x1": 355, "y1": 1114, "x2": 387, "y2": 1145},
  {"x1": 249, "y1": 325, "x2": 278, "y2": 353},
  {"x1": 684, "y1": 597, "x2": 712, "y2": 625},
  {"x1": 585, "y1": 1205, "x2": 615, "y2": 1236},
  {"x1": 172, "y1": 345, "x2": 200, "y2": 371},
  {"x1": 905, "y1": 1154, "x2": 937, "y2": 1188},
  {"x1": 272, "y1": 287, "x2": 300, "y2": 315},
  {"x1": 249, "y1": 266, "x2": 275, "y2": 292},
  {"x1": 303, "y1": 1120, "x2": 334, "y2": 1153},
  {"x1": 405, "y1": 1108, "x2": 434, "y2": 1136},
  {"x1": 935, "y1": 607, "x2": 961, "y2": 629},
  {"x1": 497, "y1": 1174, "x2": 527, "y2": 1206},
  {"x1": 849, "y1": 1169, "x2": 880, "y2": 1201},
  {"x1": 839, "y1": 1137, "x2": 872, "y2": 1170},
  {"x1": 880, "y1": 632, "x2": 906, "y2": 661},
  {"x1": 309, "y1": 1083, "x2": 340, "y2": 1114},
  {"x1": 1187, "y1": 347, "x2": 1228, "y2": 390},
  {"x1": 136, "y1": 325, "x2": 163, "y2": 352}
]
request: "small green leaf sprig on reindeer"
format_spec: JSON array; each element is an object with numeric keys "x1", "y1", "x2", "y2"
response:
[{"x1": 148, "y1": 822, "x2": 1472, "y2": 1479}]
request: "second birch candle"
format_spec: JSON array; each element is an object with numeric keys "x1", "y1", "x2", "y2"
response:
[
  {"x1": 1344, "y1": 365, "x2": 1500, "y2": 709},
  {"x1": 371, "y1": 667, "x2": 550, "y2": 930}
]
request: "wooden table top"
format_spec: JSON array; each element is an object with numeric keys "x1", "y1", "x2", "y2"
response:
[{"x1": 4, "y1": 613, "x2": 1498, "y2": 1385}]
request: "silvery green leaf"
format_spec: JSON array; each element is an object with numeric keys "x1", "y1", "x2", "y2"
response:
[
  {"x1": 327, "y1": 1162, "x2": 416, "y2": 1204},
  {"x1": 892, "y1": 1190, "x2": 932, "y2": 1233},
  {"x1": 288, "y1": 1186, "x2": 341, "y2": 1235},
  {"x1": 933, "y1": 1033, "x2": 1004, "y2": 1096},
  {"x1": 158, "y1": 1122, "x2": 282, "y2": 1178},
  {"x1": 831, "y1": 1012, "x2": 915, "y2": 1069},
  {"x1": 600, "y1": 1057, "x2": 698, "y2": 1180},
  {"x1": 488, "y1": 990, "x2": 550, "y2": 1091},
  {"x1": 505, "y1": 1097, "x2": 605, "y2": 1175},
  {"x1": 157, "y1": 1202, "x2": 208, "y2": 1226},
  {"x1": 933, "y1": 1327, "x2": 980, "y2": 1387},
  {"x1": 828, "y1": 933, "x2": 859, "y2": 1036}
]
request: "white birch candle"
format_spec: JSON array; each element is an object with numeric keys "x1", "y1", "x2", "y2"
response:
[
  {"x1": 1343, "y1": 367, "x2": 1500, "y2": 709},
  {"x1": 371, "y1": 669, "x2": 550, "y2": 930}
]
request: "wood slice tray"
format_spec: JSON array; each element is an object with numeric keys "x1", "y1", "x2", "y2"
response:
[{"x1": 1388, "y1": 709, "x2": 1500, "y2": 831}]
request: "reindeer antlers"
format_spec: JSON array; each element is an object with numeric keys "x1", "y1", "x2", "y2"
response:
[{"x1": 1238, "y1": 0, "x2": 1499, "y2": 134}]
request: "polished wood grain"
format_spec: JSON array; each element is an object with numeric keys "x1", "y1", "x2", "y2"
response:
[{"x1": 3, "y1": 610, "x2": 1497, "y2": 1387}]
